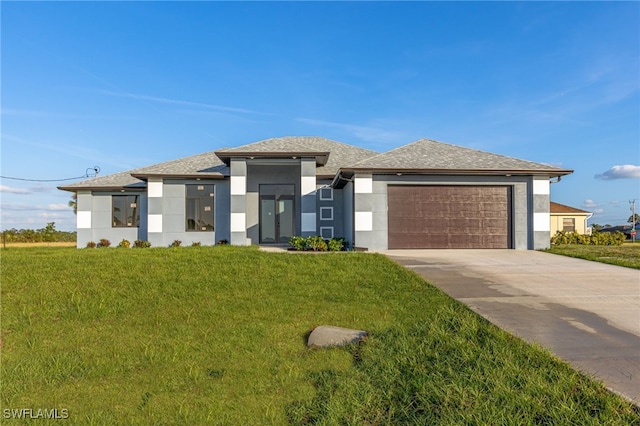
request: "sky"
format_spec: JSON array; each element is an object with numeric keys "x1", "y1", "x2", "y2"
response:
[{"x1": 1, "y1": 1, "x2": 639, "y2": 231}]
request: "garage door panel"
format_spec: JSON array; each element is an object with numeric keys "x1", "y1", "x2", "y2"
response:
[{"x1": 388, "y1": 185, "x2": 511, "y2": 249}]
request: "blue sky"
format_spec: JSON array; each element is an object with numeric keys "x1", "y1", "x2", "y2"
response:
[{"x1": 1, "y1": 2, "x2": 638, "y2": 231}]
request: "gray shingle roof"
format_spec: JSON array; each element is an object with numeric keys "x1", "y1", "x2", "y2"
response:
[
  {"x1": 59, "y1": 136, "x2": 572, "y2": 191},
  {"x1": 131, "y1": 151, "x2": 228, "y2": 176},
  {"x1": 59, "y1": 151, "x2": 228, "y2": 190},
  {"x1": 220, "y1": 136, "x2": 379, "y2": 177},
  {"x1": 348, "y1": 138, "x2": 570, "y2": 173},
  {"x1": 58, "y1": 170, "x2": 145, "y2": 190}
]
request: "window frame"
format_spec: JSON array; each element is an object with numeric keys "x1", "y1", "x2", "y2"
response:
[
  {"x1": 562, "y1": 217, "x2": 576, "y2": 232},
  {"x1": 112, "y1": 194, "x2": 140, "y2": 228},
  {"x1": 185, "y1": 184, "x2": 215, "y2": 232}
]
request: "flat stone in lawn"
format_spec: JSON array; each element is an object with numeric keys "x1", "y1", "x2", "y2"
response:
[{"x1": 307, "y1": 325, "x2": 368, "y2": 348}]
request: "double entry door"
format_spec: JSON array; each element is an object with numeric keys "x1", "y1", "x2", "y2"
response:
[{"x1": 259, "y1": 184, "x2": 295, "y2": 244}]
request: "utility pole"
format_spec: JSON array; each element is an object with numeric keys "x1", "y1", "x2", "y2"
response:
[{"x1": 631, "y1": 199, "x2": 637, "y2": 243}]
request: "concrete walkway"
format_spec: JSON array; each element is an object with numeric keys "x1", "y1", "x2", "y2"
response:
[{"x1": 381, "y1": 249, "x2": 640, "y2": 405}]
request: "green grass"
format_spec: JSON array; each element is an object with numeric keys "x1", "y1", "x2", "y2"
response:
[
  {"x1": 1, "y1": 246, "x2": 638, "y2": 424},
  {"x1": 544, "y1": 243, "x2": 640, "y2": 269}
]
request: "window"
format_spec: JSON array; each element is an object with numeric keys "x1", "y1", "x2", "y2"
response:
[
  {"x1": 563, "y1": 218, "x2": 575, "y2": 232},
  {"x1": 186, "y1": 184, "x2": 214, "y2": 231},
  {"x1": 320, "y1": 206, "x2": 333, "y2": 221},
  {"x1": 113, "y1": 195, "x2": 140, "y2": 227},
  {"x1": 319, "y1": 187, "x2": 333, "y2": 200}
]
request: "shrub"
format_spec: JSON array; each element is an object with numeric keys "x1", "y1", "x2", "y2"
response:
[
  {"x1": 288, "y1": 236, "x2": 308, "y2": 251},
  {"x1": 191, "y1": 241, "x2": 201, "y2": 247},
  {"x1": 97, "y1": 239, "x2": 111, "y2": 248},
  {"x1": 308, "y1": 236, "x2": 328, "y2": 252},
  {"x1": 551, "y1": 230, "x2": 626, "y2": 246},
  {"x1": 86, "y1": 241, "x2": 97, "y2": 248},
  {"x1": 118, "y1": 239, "x2": 131, "y2": 248},
  {"x1": 327, "y1": 237, "x2": 346, "y2": 251},
  {"x1": 133, "y1": 240, "x2": 151, "y2": 248},
  {"x1": 217, "y1": 239, "x2": 229, "y2": 245},
  {"x1": 170, "y1": 240, "x2": 182, "y2": 248}
]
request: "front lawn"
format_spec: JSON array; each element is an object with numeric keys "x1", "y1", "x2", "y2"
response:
[
  {"x1": 1, "y1": 247, "x2": 638, "y2": 424},
  {"x1": 544, "y1": 243, "x2": 640, "y2": 269}
]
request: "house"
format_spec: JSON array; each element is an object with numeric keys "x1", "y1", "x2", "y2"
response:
[
  {"x1": 59, "y1": 137, "x2": 573, "y2": 250},
  {"x1": 549, "y1": 202, "x2": 592, "y2": 236}
]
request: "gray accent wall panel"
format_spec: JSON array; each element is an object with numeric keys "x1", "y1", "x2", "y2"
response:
[
  {"x1": 77, "y1": 191, "x2": 91, "y2": 211},
  {"x1": 533, "y1": 194, "x2": 549, "y2": 212},
  {"x1": 342, "y1": 182, "x2": 354, "y2": 246},
  {"x1": 534, "y1": 231, "x2": 550, "y2": 250},
  {"x1": 512, "y1": 183, "x2": 528, "y2": 250},
  {"x1": 230, "y1": 195, "x2": 246, "y2": 213}
]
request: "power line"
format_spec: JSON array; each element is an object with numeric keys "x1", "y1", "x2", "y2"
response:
[{"x1": 0, "y1": 166, "x2": 100, "y2": 182}]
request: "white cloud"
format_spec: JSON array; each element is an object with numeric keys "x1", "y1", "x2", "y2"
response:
[
  {"x1": 1, "y1": 203, "x2": 72, "y2": 212},
  {"x1": 594, "y1": 165, "x2": 640, "y2": 180},
  {"x1": 583, "y1": 199, "x2": 600, "y2": 208},
  {"x1": 96, "y1": 89, "x2": 271, "y2": 116},
  {"x1": 47, "y1": 203, "x2": 71, "y2": 211},
  {"x1": 0, "y1": 185, "x2": 31, "y2": 194}
]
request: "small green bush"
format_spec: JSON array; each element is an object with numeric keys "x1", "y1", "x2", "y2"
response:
[
  {"x1": 118, "y1": 239, "x2": 131, "y2": 248},
  {"x1": 133, "y1": 240, "x2": 151, "y2": 248},
  {"x1": 288, "y1": 236, "x2": 308, "y2": 251},
  {"x1": 97, "y1": 239, "x2": 111, "y2": 248},
  {"x1": 86, "y1": 241, "x2": 97, "y2": 248},
  {"x1": 170, "y1": 240, "x2": 182, "y2": 248},
  {"x1": 191, "y1": 241, "x2": 201, "y2": 247},
  {"x1": 327, "y1": 237, "x2": 346, "y2": 251},
  {"x1": 217, "y1": 239, "x2": 229, "y2": 245},
  {"x1": 551, "y1": 230, "x2": 626, "y2": 246},
  {"x1": 308, "y1": 236, "x2": 328, "y2": 251}
]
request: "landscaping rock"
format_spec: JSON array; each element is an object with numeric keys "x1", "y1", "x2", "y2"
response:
[{"x1": 307, "y1": 325, "x2": 368, "y2": 348}]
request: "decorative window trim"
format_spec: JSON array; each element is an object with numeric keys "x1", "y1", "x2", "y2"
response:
[
  {"x1": 319, "y1": 187, "x2": 333, "y2": 201},
  {"x1": 320, "y1": 226, "x2": 334, "y2": 239},
  {"x1": 320, "y1": 206, "x2": 333, "y2": 221}
]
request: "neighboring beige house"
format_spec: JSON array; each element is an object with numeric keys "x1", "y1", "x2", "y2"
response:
[{"x1": 550, "y1": 202, "x2": 592, "y2": 236}]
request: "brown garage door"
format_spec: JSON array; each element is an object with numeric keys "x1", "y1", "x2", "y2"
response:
[{"x1": 388, "y1": 185, "x2": 511, "y2": 249}]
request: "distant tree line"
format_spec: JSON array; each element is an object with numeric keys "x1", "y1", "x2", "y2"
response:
[{"x1": 1, "y1": 222, "x2": 76, "y2": 243}]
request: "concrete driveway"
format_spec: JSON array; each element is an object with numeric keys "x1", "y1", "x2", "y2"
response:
[{"x1": 380, "y1": 249, "x2": 640, "y2": 405}]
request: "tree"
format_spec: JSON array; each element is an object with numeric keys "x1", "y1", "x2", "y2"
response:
[
  {"x1": 69, "y1": 193, "x2": 77, "y2": 214},
  {"x1": 628, "y1": 213, "x2": 640, "y2": 224},
  {"x1": 591, "y1": 223, "x2": 603, "y2": 231},
  {"x1": 43, "y1": 222, "x2": 56, "y2": 242}
]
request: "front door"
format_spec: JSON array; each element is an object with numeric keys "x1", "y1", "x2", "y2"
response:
[{"x1": 259, "y1": 184, "x2": 295, "y2": 244}]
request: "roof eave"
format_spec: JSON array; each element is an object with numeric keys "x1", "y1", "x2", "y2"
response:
[
  {"x1": 57, "y1": 185, "x2": 147, "y2": 192},
  {"x1": 130, "y1": 173, "x2": 226, "y2": 181},
  {"x1": 339, "y1": 167, "x2": 574, "y2": 177},
  {"x1": 214, "y1": 151, "x2": 330, "y2": 166}
]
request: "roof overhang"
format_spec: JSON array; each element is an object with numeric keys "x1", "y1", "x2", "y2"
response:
[
  {"x1": 57, "y1": 185, "x2": 147, "y2": 192},
  {"x1": 214, "y1": 151, "x2": 329, "y2": 166},
  {"x1": 130, "y1": 173, "x2": 226, "y2": 181},
  {"x1": 331, "y1": 168, "x2": 574, "y2": 188}
]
